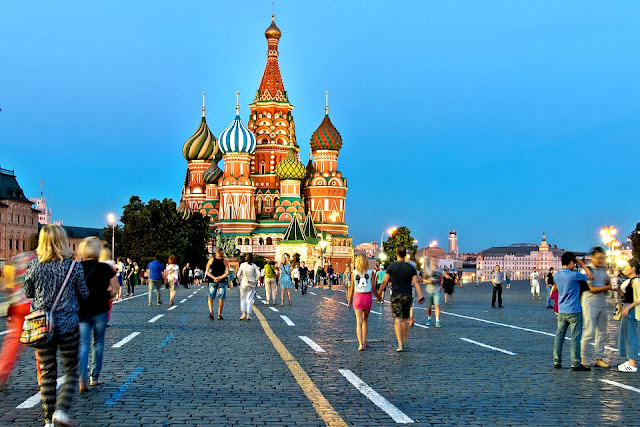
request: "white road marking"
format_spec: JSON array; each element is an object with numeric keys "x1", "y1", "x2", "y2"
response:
[
  {"x1": 112, "y1": 292, "x2": 149, "y2": 304},
  {"x1": 167, "y1": 306, "x2": 178, "y2": 311},
  {"x1": 148, "y1": 314, "x2": 164, "y2": 323},
  {"x1": 337, "y1": 289, "x2": 346, "y2": 293},
  {"x1": 299, "y1": 336, "x2": 326, "y2": 352},
  {"x1": 269, "y1": 307, "x2": 279, "y2": 312},
  {"x1": 323, "y1": 297, "x2": 333, "y2": 301},
  {"x1": 338, "y1": 301, "x2": 349, "y2": 307},
  {"x1": 180, "y1": 299, "x2": 187, "y2": 303},
  {"x1": 460, "y1": 338, "x2": 516, "y2": 355},
  {"x1": 0, "y1": 329, "x2": 14, "y2": 336},
  {"x1": 310, "y1": 291, "x2": 317, "y2": 295},
  {"x1": 370, "y1": 310, "x2": 382, "y2": 315},
  {"x1": 601, "y1": 379, "x2": 640, "y2": 393},
  {"x1": 16, "y1": 376, "x2": 66, "y2": 409},
  {"x1": 281, "y1": 315, "x2": 295, "y2": 326},
  {"x1": 187, "y1": 295, "x2": 194, "y2": 298},
  {"x1": 256, "y1": 295, "x2": 262, "y2": 299},
  {"x1": 112, "y1": 332, "x2": 141, "y2": 348},
  {"x1": 260, "y1": 299, "x2": 267, "y2": 305},
  {"x1": 414, "y1": 323, "x2": 428, "y2": 329},
  {"x1": 339, "y1": 369, "x2": 414, "y2": 424}
]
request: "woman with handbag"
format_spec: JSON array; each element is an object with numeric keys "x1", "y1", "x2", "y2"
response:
[
  {"x1": 279, "y1": 254, "x2": 293, "y2": 306},
  {"x1": 23, "y1": 225, "x2": 89, "y2": 427},
  {"x1": 347, "y1": 255, "x2": 377, "y2": 351},
  {"x1": 77, "y1": 237, "x2": 118, "y2": 392},
  {"x1": 616, "y1": 258, "x2": 640, "y2": 373},
  {"x1": 237, "y1": 254, "x2": 260, "y2": 320}
]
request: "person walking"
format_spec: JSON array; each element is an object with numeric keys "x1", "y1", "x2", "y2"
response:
[
  {"x1": 377, "y1": 247, "x2": 425, "y2": 352},
  {"x1": 442, "y1": 269, "x2": 455, "y2": 305},
  {"x1": 292, "y1": 263, "x2": 300, "y2": 292},
  {"x1": 146, "y1": 257, "x2": 164, "y2": 306},
  {"x1": 279, "y1": 255, "x2": 293, "y2": 306},
  {"x1": 344, "y1": 264, "x2": 352, "y2": 290},
  {"x1": 616, "y1": 259, "x2": 640, "y2": 372},
  {"x1": 580, "y1": 247, "x2": 612, "y2": 368},
  {"x1": 491, "y1": 265, "x2": 504, "y2": 308},
  {"x1": 551, "y1": 252, "x2": 593, "y2": 371},
  {"x1": 24, "y1": 225, "x2": 89, "y2": 427},
  {"x1": 166, "y1": 256, "x2": 180, "y2": 307},
  {"x1": 347, "y1": 255, "x2": 376, "y2": 351},
  {"x1": 77, "y1": 237, "x2": 117, "y2": 392},
  {"x1": 530, "y1": 267, "x2": 541, "y2": 300},
  {"x1": 124, "y1": 258, "x2": 135, "y2": 297},
  {"x1": 299, "y1": 261, "x2": 309, "y2": 295},
  {"x1": 237, "y1": 254, "x2": 260, "y2": 320},
  {"x1": 264, "y1": 261, "x2": 277, "y2": 305},
  {"x1": 133, "y1": 262, "x2": 140, "y2": 288},
  {"x1": 423, "y1": 265, "x2": 442, "y2": 328},
  {"x1": 505, "y1": 271, "x2": 511, "y2": 289},
  {"x1": 181, "y1": 263, "x2": 192, "y2": 289},
  {"x1": 308, "y1": 267, "x2": 315, "y2": 287},
  {"x1": 375, "y1": 265, "x2": 386, "y2": 303},
  {"x1": 205, "y1": 249, "x2": 229, "y2": 319},
  {"x1": 546, "y1": 268, "x2": 555, "y2": 308}
]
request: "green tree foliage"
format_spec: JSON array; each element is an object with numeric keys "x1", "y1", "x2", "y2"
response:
[
  {"x1": 630, "y1": 223, "x2": 640, "y2": 261},
  {"x1": 381, "y1": 226, "x2": 418, "y2": 267},
  {"x1": 103, "y1": 196, "x2": 209, "y2": 268}
]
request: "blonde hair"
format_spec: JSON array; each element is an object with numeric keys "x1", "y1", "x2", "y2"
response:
[
  {"x1": 99, "y1": 248, "x2": 112, "y2": 262},
  {"x1": 354, "y1": 255, "x2": 368, "y2": 274},
  {"x1": 78, "y1": 237, "x2": 102, "y2": 260},
  {"x1": 36, "y1": 225, "x2": 71, "y2": 263}
]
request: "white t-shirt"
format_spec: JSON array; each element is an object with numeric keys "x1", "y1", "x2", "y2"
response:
[
  {"x1": 292, "y1": 268, "x2": 300, "y2": 279},
  {"x1": 238, "y1": 262, "x2": 260, "y2": 286},
  {"x1": 530, "y1": 272, "x2": 539, "y2": 284},
  {"x1": 353, "y1": 269, "x2": 373, "y2": 293}
]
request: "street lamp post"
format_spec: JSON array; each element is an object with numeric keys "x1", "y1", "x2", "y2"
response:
[
  {"x1": 380, "y1": 226, "x2": 397, "y2": 257},
  {"x1": 107, "y1": 213, "x2": 116, "y2": 261},
  {"x1": 601, "y1": 225, "x2": 619, "y2": 270}
]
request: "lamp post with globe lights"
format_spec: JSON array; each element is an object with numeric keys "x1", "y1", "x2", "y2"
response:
[
  {"x1": 601, "y1": 226, "x2": 622, "y2": 270},
  {"x1": 107, "y1": 213, "x2": 116, "y2": 261}
]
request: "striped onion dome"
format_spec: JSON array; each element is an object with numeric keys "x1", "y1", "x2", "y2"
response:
[
  {"x1": 177, "y1": 199, "x2": 192, "y2": 220},
  {"x1": 219, "y1": 111, "x2": 257, "y2": 154},
  {"x1": 310, "y1": 113, "x2": 342, "y2": 151},
  {"x1": 275, "y1": 146, "x2": 306, "y2": 181},
  {"x1": 182, "y1": 117, "x2": 220, "y2": 161},
  {"x1": 203, "y1": 162, "x2": 223, "y2": 185}
]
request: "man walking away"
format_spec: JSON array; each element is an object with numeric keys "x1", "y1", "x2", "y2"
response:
[
  {"x1": 147, "y1": 257, "x2": 164, "y2": 306},
  {"x1": 551, "y1": 252, "x2": 593, "y2": 371},
  {"x1": 581, "y1": 247, "x2": 612, "y2": 368},
  {"x1": 376, "y1": 266, "x2": 386, "y2": 303},
  {"x1": 491, "y1": 265, "x2": 504, "y2": 308},
  {"x1": 546, "y1": 268, "x2": 555, "y2": 308},
  {"x1": 299, "y1": 262, "x2": 309, "y2": 295}
]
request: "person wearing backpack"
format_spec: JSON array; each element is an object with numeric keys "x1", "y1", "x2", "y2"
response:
[{"x1": 347, "y1": 255, "x2": 377, "y2": 351}]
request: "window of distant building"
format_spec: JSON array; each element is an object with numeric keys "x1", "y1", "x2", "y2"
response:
[{"x1": 9, "y1": 239, "x2": 12, "y2": 250}]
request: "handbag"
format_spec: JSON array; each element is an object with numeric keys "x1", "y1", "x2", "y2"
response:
[
  {"x1": 613, "y1": 301, "x2": 624, "y2": 321},
  {"x1": 19, "y1": 261, "x2": 76, "y2": 347}
]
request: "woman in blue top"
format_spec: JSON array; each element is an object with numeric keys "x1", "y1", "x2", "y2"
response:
[{"x1": 279, "y1": 254, "x2": 293, "y2": 306}]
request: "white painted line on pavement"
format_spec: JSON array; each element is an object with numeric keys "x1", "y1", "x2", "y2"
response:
[
  {"x1": 460, "y1": 338, "x2": 516, "y2": 355},
  {"x1": 148, "y1": 314, "x2": 164, "y2": 323},
  {"x1": 370, "y1": 310, "x2": 381, "y2": 315},
  {"x1": 180, "y1": 299, "x2": 187, "y2": 303},
  {"x1": 414, "y1": 323, "x2": 428, "y2": 329},
  {"x1": 269, "y1": 307, "x2": 279, "y2": 312},
  {"x1": 299, "y1": 336, "x2": 326, "y2": 353},
  {"x1": 339, "y1": 369, "x2": 414, "y2": 424},
  {"x1": 16, "y1": 376, "x2": 66, "y2": 409},
  {"x1": 337, "y1": 289, "x2": 346, "y2": 293},
  {"x1": 0, "y1": 329, "x2": 14, "y2": 336},
  {"x1": 310, "y1": 291, "x2": 317, "y2": 295},
  {"x1": 323, "y1": 297, "x2": 333, "y2": 301},
  {"x1": 260, "y1": 299, "x2": 267, "y2": 305},
  {"x1": 167, "y1": 306, "x2": 178, "y2": 311},
  {"x1": 112, "y1": 332, "x2": 141, "y2": 348},
  {"x1": 187, "y1": 295, "x2": 194, "y2": 298},
  {"x1": 256, "y1": 295, "x2": 262, "y2": 299},
  {"x1": 338, "y1": 301, "x2": 349, "y2": 307},
  {"x1": 112, "y1": 292, "x2": 149, "y2": 304},
  {"x1": 281, "y1": 315, "x2": 295, "y2": 326},
  {"x1": 601, "y1": 379, "x2": 640, "y2": 393}
]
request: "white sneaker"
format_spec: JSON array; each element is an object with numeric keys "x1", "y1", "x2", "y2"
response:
[
  {"x1": 52, "y1": 410, "x2": 72, "y2": 426},
  {"x1": 618, "y1": 362, "x2": 638, "y2": 372}
]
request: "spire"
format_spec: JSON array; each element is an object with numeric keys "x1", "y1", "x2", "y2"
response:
[
  {"x1": 255, "y1": 14, "x2": 287, "y2": 103},
  {"x1": 235, "y1": 91, "x2": 240, "y2": 115},
  {"x1": 283, "y1": 216, "x2": 305, "y2": 242},
  {"x1": 325, "y1": 90, "x2": 329, "y2": 116},
  {"x1": 202, "y1": 91, "x2": 206, "y2": 118}
]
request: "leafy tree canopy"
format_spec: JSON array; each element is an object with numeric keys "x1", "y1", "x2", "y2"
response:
[
  {"x1": 630, "y1": 223, "x2": 640, "y2": 261},
  {"x1": 381, "y1": 226, "x2": 418, "y2": 267}
]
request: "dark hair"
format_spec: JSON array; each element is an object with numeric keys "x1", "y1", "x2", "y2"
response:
[
  {"x1": 591, "y1": 246, "x2": 606, "y2": 256},
  {"x1": 396, "y1": 246, "x2": 407, "y2": 258},
  {"x1": 245, "y1": 253, "x2": 253, "y2": 264},
  {"x1": 561, "y1": 252, "x2": 576, "y2": 266},
  {"x1": 628, "y1": 258, "x2": 640, "y2": 274}
]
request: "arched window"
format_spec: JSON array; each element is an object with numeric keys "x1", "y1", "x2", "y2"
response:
[
  {"x1": 266, "y1": 237, "x2": 273, "y2": 245},
  {"x1": 237, "y1": 238, "x2": 243, "y2": 246},
  {"x1": 244, "y1": 238, "x2": 250, "y2": 246},
  {"x1": 260, "y1": 161, "x2": 266, "y2": 174}
]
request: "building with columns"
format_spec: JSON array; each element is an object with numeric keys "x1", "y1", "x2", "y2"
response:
[{"x1": 178, "y1": 15, "x2": 353, "y2": 272}]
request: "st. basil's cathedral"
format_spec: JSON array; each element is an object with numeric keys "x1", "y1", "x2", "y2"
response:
[{"x1": 178, "y1": 15, "x2": 353, "y2": 272}]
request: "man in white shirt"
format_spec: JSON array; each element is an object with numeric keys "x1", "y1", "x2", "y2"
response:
[{"x1": 530, "y1": 267, "x2": 541, "y2": 300}]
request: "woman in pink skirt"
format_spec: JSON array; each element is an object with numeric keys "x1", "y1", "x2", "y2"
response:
[{"x1": 348, "y1": 255, "x2": 377, "y2": 351}]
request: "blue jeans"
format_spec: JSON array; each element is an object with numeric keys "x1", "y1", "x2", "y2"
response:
[
  {"x1": 78, "y1": 311, "x2": 109, "y2": 385},
  {"x1": 546, "y1": 286, "x2": 553, "y2": 307},
  {"x1": 618, "y1": 307, "x2": 639, "y2": 360},
  {"x1": 553, "y1": 312, "x2": 582, "y2": 367}
]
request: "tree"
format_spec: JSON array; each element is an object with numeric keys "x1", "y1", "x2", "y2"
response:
[
  {"x1": 381, "y1": 226, "x2": 418, "y2": 267},
  {"x1": 103, "y1": 196, "x2": 209, "y2": 268},
  {"x1": 630, "y1": 223, "x2": 640, "y2": 260}
]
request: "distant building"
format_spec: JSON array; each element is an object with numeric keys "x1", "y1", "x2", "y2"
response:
[
  {"x1": 0, "y1": 168, "x2": 39, "y2": 266},
  {"x1": 476, "y1": 233, "x2": 565, "y2": 281},
  {"x1": 448, "y1": 230, "x2": 458, "y2": 255},
  {"x1": 61, "y1": 225, "x2": 105, "y2": 258},
  {"x1": 416, "y1": 246, "x2": 446, "y2": 269},
  {"x1": 355, "y1": 241, "x2": 380, "y2": 258}
]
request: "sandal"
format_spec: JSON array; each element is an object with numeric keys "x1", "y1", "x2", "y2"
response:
[{"x1": 89, "y1": 380, "x2": 102, "y2": 386}]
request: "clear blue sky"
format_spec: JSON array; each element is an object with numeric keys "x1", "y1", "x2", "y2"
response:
[{"x1": 2, "y1": 1, "x2": 639, "y2": 252}]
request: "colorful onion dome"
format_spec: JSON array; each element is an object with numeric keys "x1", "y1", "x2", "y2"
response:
[
  {"x1": 203, "y1": 162, "x2": 223, "y2": 185},
  {"x1": 177, "y1": 199, "x2": 192, "y2": 220},
  {"x1": 310, "y1": 113, "x2": 342, "y2": 152},
  {"x1": 265, "y1": 14, "x2": 281, "y2": 40},
  {"x1": 183, "y1": 93, "x2": 220, "y2": 161},
  {"x1": 219, "y1": 96, "x2": 257, "y2": 154},
  {"x1": 275, "y1": 146, "x2": 306, "y2": 181}
]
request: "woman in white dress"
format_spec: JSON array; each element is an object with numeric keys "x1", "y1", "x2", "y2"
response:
[{"x1": 237, "y1": 253, "x2": 261, "y2": 320}]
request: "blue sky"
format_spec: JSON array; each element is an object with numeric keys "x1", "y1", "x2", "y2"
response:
[{"x1": 1, "y1": 1, "x2": 639, "y2": 252}]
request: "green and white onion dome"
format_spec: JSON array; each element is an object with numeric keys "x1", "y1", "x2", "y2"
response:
[
  {"x1": 182, "y1": 117, "x2": 221, "y2": 161},
  {"x1": 203, "y1": 162, "x2": 223, "y2": 185},
  {"x1": 275, "y1": 146, "x2": 306, "y2": 181},
  {"x1": 219, "y1": 111, "x2": 256, "y2": 154}
]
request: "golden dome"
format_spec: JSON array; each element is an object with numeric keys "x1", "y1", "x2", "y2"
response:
[{"x1": 265, "y1": 15, "x2": 281, "y2": 40}]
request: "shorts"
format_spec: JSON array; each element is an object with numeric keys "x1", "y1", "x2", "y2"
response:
[
  {"x1": 208, "y1": 281, "x2": 227, "y2": 300},
  {"x1": 425, "y1": 289, "x2": 441, "y2": 307},
  {"x1": 531, "y1": 282, "x2": 540, "y2": 294},
  {"x1": 391, "y1": 295, "x2": 413, "y2": 319}
]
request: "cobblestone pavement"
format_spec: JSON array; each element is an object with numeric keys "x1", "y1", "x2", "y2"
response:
[{"x1": 1, "y1": 281, "x2": 639, "y2": 426}]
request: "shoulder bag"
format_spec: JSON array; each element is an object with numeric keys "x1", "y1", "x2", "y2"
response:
[{"x1": 20, "y1": 261, "x2": 76, "y2": 347}]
